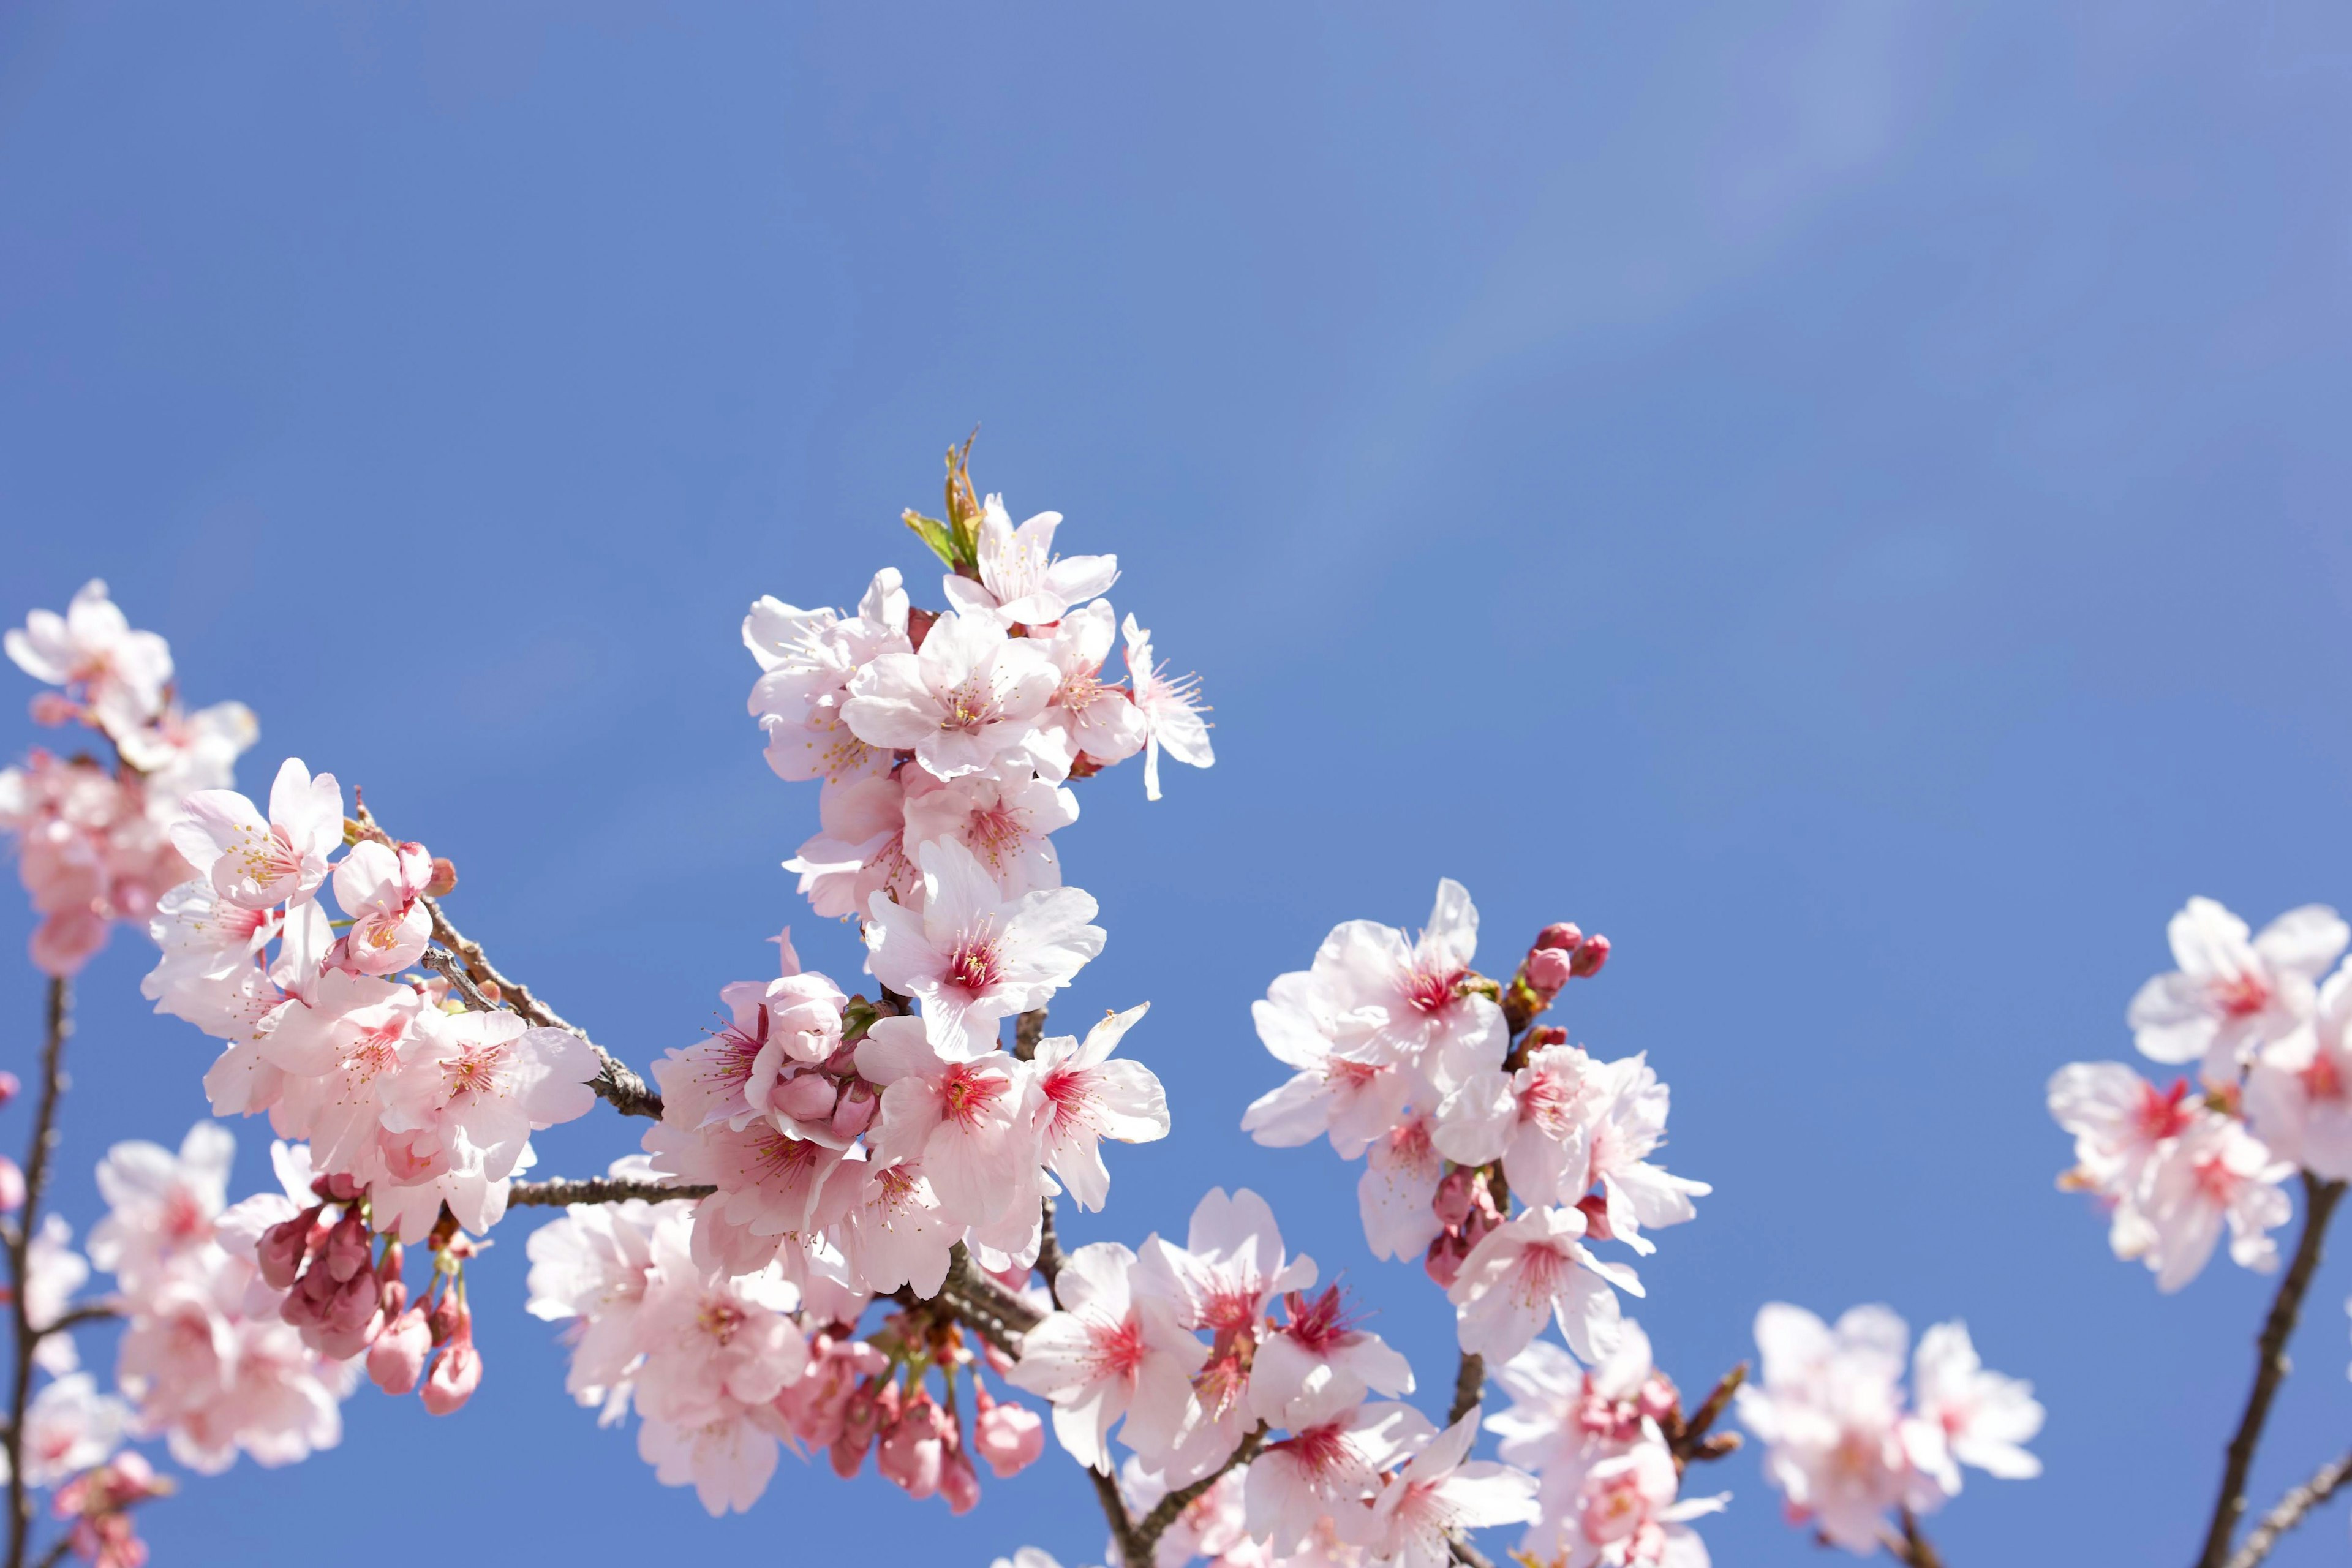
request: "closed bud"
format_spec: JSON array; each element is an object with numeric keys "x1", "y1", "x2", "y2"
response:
[
  {"x1": 257, "y1": 1207, "x2": 322, "y2": 1292},
  {"x1": 1569, "y1": 934, "x2": 1610, "y2": 978},
  {"x1": 0, "y1": 1158, "x2": 24, "y2": 1215},
  {"x1": 1423, "y1": 1230, "x2": 1470, "y2": 1289},
  {"x1": 424, "y1": 858, "x2": 459, "y2": 897},
  {"x1": 1576, "y1": 1191, "x2": 1615, "y2": 1242},
  {"x1": 938, "y1": 1447, "x2": 982, "y2": 1515},
  {"x1": 428, "y1": 1292, "x2": 466, "y2": 1346},
  {"x1": 973, "y1": 1398, "x2": 1044, "y2": 1479},
  {"x1": 0, "y1": 1071, "x2": 20, "y2": 1109},
  {"x1": 1523, "y1": 947, "x2": 1575, "y2": 999},
  {"x1": 1534, "y1": 922, "x2": 1583, "y2": 953},
  {"x1": 1432, "y1": 1169, "x2": 1478, "y2": 1229},
  {"x1": 368, "y1": 1308, "x2": 432, "y2": 1396},
  {"x1": 421, "y1": 1333, "x2": 482, "y2": 1416},
  {"x1": 321, "y1": 1213, "x2": 372, "y2": 1283}
]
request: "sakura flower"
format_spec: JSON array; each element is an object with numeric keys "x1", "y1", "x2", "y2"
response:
[
  {"x1": 630, "y1": 1227, "x2": 809, "y2": 1432},
  {"x1": 900, "y1": 770, "x2": 1078, "y2": 903},
  {"x1": 783, "y1": 772, "x2": 918, "y2": 919},
  {"x1": 0, "y1": 754, "x2": 189, "y2": 976},
  {"x1": 170, "y1": 756, "x2": 344, "y2": 911},
  {"x1": 1251, "y1": 1283, "x2": 1414, "y2": 1431},
  {"x1": 940, "y1": 494, "x2": 1120, "y2": 626},
  {"x1": 1022, "y1": 602, "x2": 1147, "y2": 782},
  {"x1": 835, "y1": 1157, "x2": 958, "y2": 1297},
  {"x1": 2136, "y1": 1115, "x2": 2293, "y2": 1292},
  {"x1": 1365, "y1": 1411, "x2": 1540, "y2": 1568},
  {"x1": 2128, "y1": 897, "x2": 2348, "y2": 1081},
  {"x1": 1735, "y1": 1303, "x2": 1917, "y2": 1554},
  {"x1": 1121, "y1": 614, "x2": 1213, "y2": 801},
  {"x1": 1313, "y1": 880, "x2": 1507, "y2": 1101},
  {"x1": 1357, "y1": 1112, "x2": 1446, "y2": 1262},
  {"x1": 1539, "y1": 1428, "x2": 1724, "y2": 1568},
  {"x1": 1006, "y1": 1240, "x2": 1207, "y2": 1473},
  {"x1": 1449, "y1": 1205, "x2": 1641, "y2": 1365},
  {"x1": 20, "y1": 1374, "x2": 129, "y2": 1488},
  {"x1": 1030, "y1": 1004, "x2": 1169, "y2": 1211},
  {"x1": 1244, "y1": 966, "x2": 1414, "y2": 1160},
  {"x1": 1436, "y1": 1043, "x2": 1599, "y2": 1211},
  {"x1": 141, "y1": 878, "x2": 280, "y2": 1019},
  {"x1": 113, "y1": 696, "x2": 258, "y2": 802},
  {"x1": 1243, "y1": 1384, "x2": 1433, "y2": 1557},
  {"x1": 2046, "y1": 1061, "x2": 2196, "y2": 1198},
  {"x1": 857, "y1": 1017, "x2": 1042, "y2": 1227},
  {"x1": 2247, "y1": 957, "x2": 2352, "y2": 1180},
  {"x1": 1908, "y1": 1322, "x2": 2042, "y2": 1486},
  {"x1": 1487, "y1": 1323, "x2": 1675, "y2": 1476},
  {"x1": 744, "y1": 569, "x2": 911, "y2": 787},
  {"x1": 88, "y1": 1122, "x2": 235, "y2": 1292},
  {"x1": 326, "y1": 838, "x2": 432, "y2": 976},
  {"x1": 641, "y1": 1115, "x2": 853, "y2": 1273},
  {"x1": 864, "y1": 839, "x2": 1105, "y2": 1058},
  {"x1": 6, "y1": 580, "x2": 173, "y2": 730},
  {"x1": 1580, "y1": 1055, "x2": 1708, "y2": 1256},
  {"x1": 524, "y1": 1158, "x2": 687, "y2": 1420},
  {"x1": 1117, "y1": 1456, "x2": 1255, "y2": 1567},
  {"x1": 842, "y1": 608, "x2": 1058, "y2": 781},
  {"x1": 26, "y1": 1216, "x2": 89, "y2": 1374},
  {"x1": 637, "y1": 1408, "x2": 783, "y2": 1517}
]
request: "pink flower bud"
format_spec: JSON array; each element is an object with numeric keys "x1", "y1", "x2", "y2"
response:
[
  {"x1": 775, "y1": 1074, "x2": 838, "y2": 1123},
  {"x1": 907, "y1": 607, "x2": 939, "y2": 652},
  {"x1": 878, "y1": 1394, "x2": 945, "y2": 1499},
  {"x1": 829, "y1": 1082, "x2": 879, "y2": 1141},
  {"x1": 257, "y1": 1207, "x2": 322, "y2": 1292},
  {"x1": 1433, "y1": 1169, "x2": 1478, "y2": 1229},
  {"x1": 421, "y1": 1333, "x2": 482, "y2": 1416},
  {"x1": 1523, "y1": 946, "x2": 1575, "y2": 999},
  {"x1": 0, "y1": 1071, "x2": 20, "y2": 1109},
  {"x1": 428, "y1": 1292, "x2": 465, "y2": 1346},
  {"x1": 321, "y1": 1213, "x2": 372, "y2": 1283},
  {"x1": 972, "y1": 1398, "x2": 1044, "y2": 1478},
  {"x1": 1576, "y1": 1192, "x2": 1615, "y2": 1242},
  {"x1": 1534, "y1": 922, "x2": 1583, "y2": 953},
  {"x1": 309, "y1": 1172, "x2": 364, "y2": 1204},
  {"x1": 312, "y1": 1274, "x2": 380, "y2": 1358},
  {"x1": 938, "y1": 1447, "x2": 982, "y2": 1515},
  {"x1": 0, "y1": 1158, "x2": 25, "y2": 1215},
  {"x1": 1638, "y1": 1373, "x2": 1681, "y2": 1423},
  {"x1": 1569, "y1": 934, "x2": 1610, "y2": 978},
  {"x1": 368, "y1": 1308, "x2": 432, "y2": 1395},
  {"x1": 28, "y1": 693, "x2": 79, "y2": 727},
  {"x1": 1423, "y1": 1231, "x2": 1469, "y2": 1289}
]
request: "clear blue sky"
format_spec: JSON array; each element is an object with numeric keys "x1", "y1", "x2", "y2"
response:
[{"x1": 4, "y1": 4, "x2": 2351, "y2": 1565}]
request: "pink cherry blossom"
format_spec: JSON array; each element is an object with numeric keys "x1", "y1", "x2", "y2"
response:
[
  {"x1": 1434, "y1": 1043, "x2": 1598, "y2": 1211},
  {"x1": 785, "y1": 772, "x2": 919, "y2": 918},
  {"x1": 171, "y1": 756, "x2": 344, "y2": 911},
  {"x1": 842, "y1": 608, "x2": 1058, "y2": 781},
  {"x1": 2247, "y1": 957, "x2": 2352, "y2": 1180},
  {"x1": 1580, "y1": 1055, "x2": 1708, "y2": 1257},
  {"x1": 1121, "y1": 614, "x2": 1213, "y2": 802},
  {"x1": 940, "y1": 495, "x2": 1120, "y2": 626},
  {"x1": 744, "y1": 570, "x2": 911, "y2": 787},
  {"x1": 1031, "y1": 1004, "x2": 1168, "y2": 1211},
  {"x1": 5, "y1": 580, "x2": 173, "y2": 732},
  {"x1": 1242, "y1": 1385, "x2": 1432, "y2": 1557},
  {"x1": 2128, "y1": 897, "x2": 2347, "y2": 1082},
  {"x1": 1540, "y1": 1429, "x2": 1724, "y2": 1568},
  {"x1": 1021, "y1": 601, "x2": 1147, "y2": 781},
  {"x1": 20, "y1": 1373, "x2": 129, "y2": 1488},
  {"x1": 327, "y1": 839, "x2": 433, "y2": 975},
  {"x1": 1735, "y1": 1303, "x2": 1923, "y2": 1553},
  {"x1": 638, "y1": 1407, "x2": 784, "y2": 1517},
  {"x1": 88, "y1": 1121, "x2": 235, "y2": 1292},
  {"x1": 1006, "y1": 1240, "x2": 1206, "y2": 1473},
  {"x1": 0, "y1": 753, "x2": 190, "y2": 976},
  {"x1": 900, "y1": 769, "x2": 1078, "y2": 903},
  {"x1": 1449, "y1": 1205, "x2": 1641, "y2": 1365},
  {"x1": 864, "y1": 839, "x2": 1104, "y2": 1057},
  {"x1": 1357, "y1": 1111, "x2": 1446, "y2": 1263},
  {"x1": 1908, "y1": 1322, "x2": 2042, "y2": 1487},
  {"x1": 1251, "y1": 1284, "x2": 1414, "y2": 1431},
  {"x1": 857, "y1": 1017, "x2": 1042, "y2": 1227},
  {"x1": 1363, "y1": 1411, "x2": 1539, "y2": 1568},
  {"x1": 1243, "y1": 968, "x2": 1414, "y2": 1160},
  {"x1": 2138, "y1": 1115, "x2": 2294, "y2": 1292}
]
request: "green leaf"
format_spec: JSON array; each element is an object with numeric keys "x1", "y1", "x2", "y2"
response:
[{"x1": 902, "y1": 508, "x2": 959, "y2": 568}]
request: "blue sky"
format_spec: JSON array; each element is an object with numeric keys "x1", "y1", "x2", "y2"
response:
[{"x1": 4, "y1": 4, "x2": 2352, "y2": 1564}]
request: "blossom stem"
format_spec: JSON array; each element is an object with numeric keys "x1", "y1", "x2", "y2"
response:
[
  {"x1": 1668, "y1": 1362, "x2": 1748, "y2": 1472},
  {"x1": 505, "y1": 1177, "x2": 717, "y2": 1208},
  {"x1": 1446, "y1": 1351, "x2": 1485, "y2": 1427},
  {"x1": 1087, "y1": 1464, "x2": 1145, "y2": 1566},
  {"x1": 6, "y1": 977, "x2": 70, "y2": 1568},
  {"x1": 1892, "y1": 1506, "x2": 1944, "y2": 1568},
  {"x1": 2196, "y1": 1173, "x2": 2347, "y2": 1568},
  {"x1": 2223, "y1": 1447, "x2": 2352, "y2": 1568},
  {"x1": 1130, "y1": 1423, "x2": 1268, "y2": 1556}
]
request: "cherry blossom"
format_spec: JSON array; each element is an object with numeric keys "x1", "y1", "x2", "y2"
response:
[
  {"x1": 1022, "y1": 602, "x2": 1147, "y2": 782},
  {"x1": 170, "y1": 756, "x2": 344, "y2": 911},
  {"x1": 1356, "y1": 1112, "x2": 1446, "y2": 1263},
  {"x1": 87, "y1": 1123, "x2": 235, "y2": 1293},
  {"x1": 20, "y1": 1374, "x2": 129, "y2": 1488},
  {"x1": 5, "y1": 581, "x2": 173, "y2": 733},
  {"x1": 864, "y1": 839, "x2": 1105, "y2": 1058},
  {"x1": 940, "y1": 495, "x2": 1119, "y2": 627},
  {"x1": 1538, "y1": 1428, "x2": 1724, "y2": 1568},
  {"x1": 0, "y1": 753, "x2": 190, "y2": 976},
  {"x1": 327, "y1": 838, "x2": 433, "y2": 976},
  {"x1": 744, "y1": 569, "x2": 911, "y2": 788},
  {"x1": 1243, "y1": 968, "x2": 1414, "y2": 1160},
  {"x1": 1121, "y1": 614, "x2": 1213, "y2": 802},
  {"x1": 1579, "y1": 1055, "x2": 1708, "y2": 1257},
  {"x1": 2246, "y1": 956, "x2": 2352, "y2": 1180},
  {"x1": 1243, "y1": 1384, "x2": 1431, "y2": 1558},
  {"x1": 1253, "y1": 1283, "x2": 1415, "y2": 1434},
  {"x1": 1363, "y1": 1411, "x2": 1539, "y2": 1568},
  {"x1": 1030, "y1": 1004, "x2": 1169, "y2": 1212},
  {"x1": 2138, "y1": 1115, "x2": 2293, "y2": 1292},
  {"x1": 1448, "y1": 1205, "x2": 1640, "y2": 1365},
  {"x1": 899, "y1": 770, "x2": 1078, "y2": 904},
  {"x1": 842, "y1": 608, "x2": 1058, "y2": 782},
  {"x1": 1907, "y1": 1321, "x2": 2043, "y2": 1487},
  {"x1": 1735, "y1": 1303, "x2": 1919, "y2": 1553},
  {"x1": 1006, "y1": 1240, "x2": 1206, "y2": 1473},
  {"x1": 2128, "y1": 897, "x2": 2348, "y2": 1082}
]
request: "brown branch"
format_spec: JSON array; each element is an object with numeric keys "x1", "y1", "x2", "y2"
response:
[
  {"x1": 1448, "y1": 1350, "x2": 1485, "y2": 1427},
  {"x1": 1088, "y1": 1463, "x2": 1145, "y2": 1566},
  {"x1": 7, "y1": 978, "x2": 70, "y2": 1568},
  {"x1": 1447, "y1": 1537, "x2": 1497, "y2": 1568},
  {"x1": 2225, "y1": 1447, "x2": 2352, "y2": 1568},
  {"x1": 1038, "y1": 1194, "x2": 1066, "y2": 1287},
  {"x1": 1890, "y1": 1506, "x2": 1943, "y2": 1568},
  {"x1": 1013, "y1": 1006, "x2": 1049, "y2": 1062},
  {"x1": 34, "y1": 1302, "x2": 119, "y2": 1341},
  {"x1": 1670, "y1": 1362, "x2": 1748, "y2": 1471},
  {"x1": 2197, "y1": 1174, "x2": 2347, "y2": 1568},
  {"x1": 1133, "y1": 1424, "x2": 1268, "y2": 1555},
  {"x1": 418, "y1": 896, "x2": 663, "y2": 1120},
  {"x1": 507, "y1": 1177, "x2": 715, "y2": 1208},
  {"x1": 28, "y1": 1537, "x2": 65, "y2": 1568}
]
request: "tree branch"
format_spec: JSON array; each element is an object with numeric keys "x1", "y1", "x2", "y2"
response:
[
  {"x1": 417, "y1": 897, "x2": 663, "y2": 1120},
  {"x1": 2224, "y1": 1447, "x2": 2352, "y2": 1568},
  {"x1": 1890, "y1": 1506, "x2": 1943, "y2": 1568},
  {"x1": 507, "y1": 1177, "x2": 715, "y2": 1208},
  {"x1": 2197, "y1": 1174, "x2": 2346, "y2": 1568},
  {"x1": 1088, "y1": 1463, "x2": 1144, "y2": 1567},
  {"x1": 1447, "y1": 1350, "x2": 1485, "y2": 1427},
  {"x1": 7, "y1": 978, "x2": 70, "y2": 1568},
  {"x1": 34, "y1": 1302, "x2": 119, "y2": 1341},
  {"x1": 1133, "y1": 1425, "x2": 1268, "y2": 1555}
]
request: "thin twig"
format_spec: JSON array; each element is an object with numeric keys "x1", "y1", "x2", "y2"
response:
[
  {"x1": 7, "y1": 978, "x2": 70, "y2": 1568},
  {"x1": 1447, "y1": 1537, "x2": 1497, "y2": 1568},
  {"x1": 1014, "y1": 1006, "x2": 1049, "y2": 1062},
  {"x1": 1670, "y1": 1363, "x2": 1748, "y2": 1471},
  {"x1": 1088, "y1": 1463, "x2": 1144, "y2": 1566},
  {"x1": 2225, "y1": 1447, "x2": 2352, "y2": 1568},
  {"x1": 1447, "y1": 1350, "x2": 1485, "y2": 1427},
  {"x1": 418, "y1": 896, "x2": 663, "y2": 1120},
  {"x1": 34, "y1": 1302, "x2": 120, "y2": 1340},
  {"x1": 2197, "y1": 1174, "x2": 2347, "y2": 1568},
  {"x1": 507, "y1": 1177, "x2": 715, "y2": 1208},
  {"x1": 1133, "y1": 1425, "x2": 1268, "y2": 1553},
  {"x1": 28, "y1": 1539, "x2": 64, "y2": 1568},
  {"x1": 1039, "y1": 1195, "x2": 1066, "y2": 1287},
  {"x1": 1890, "y1": 1506, "x2": 1944, "y2": 1568}
]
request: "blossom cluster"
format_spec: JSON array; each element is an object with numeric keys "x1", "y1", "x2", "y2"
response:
[
  {"x1": 1735, "y1": 1305, "x2": 2041, "y2": 1556},
  {"x1": 1, "y1": 581, "x2": 256, "y2": 974},
  {"x1": 2048, "y1": 897, "x2": 2352, "y2": 1291}
]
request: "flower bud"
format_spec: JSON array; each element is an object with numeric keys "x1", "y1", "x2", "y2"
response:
[
  {"x1": 1569, "y1": 934, "x2": 1610, "y2": 978},
  {"x1": 938, "y1": 1447, "x2": 982, "y2": 1515},
  {"x1": 907, "y1": 607, "x2": 939, "y2": 652},
  {"x1": 1522, "y1": 946, "x2": 1575, "y2": 999},
  {"x1": 1534, "y1": 922, "x2": 1583, "y2": 953},
  {"x1": 428, "y1": 1292, "x2": 466, "y2": 1346},
  {"x1": 0, "y1": 1158, "x2": 25, "y2": 1215},
  {"x1": 0, "y1": 1071, "x2": 20, "y2": 1109},
  {"x1": 972, "y1": 1398, "x2": 1044, "y2": 1479},
  {"x1": 1576, "y1": 1192, "x2": 1615, "y2": 1242},
  {"x1": 309, "y1": 1172, "x2": 364, "y2": 1204},
  {"x1": 321, "y1": 1213, "x2": 372, "y2": 1283},
  {"x1": 27, "y1": 693, "x2": 78, "y2": 728},
  {"x1": 1423, "y1": 1230, "x2": 1469, "y2": 1289},
  {"x1": 775, "y1": 1073, "x2": 838, "y2": 1123},
  {"x1": 424, "y1": 858, "x2": 459, "y2": 897},
  {"x1": 257, "y1": 1207, "x2": 322, "y2": 1292},
  {"x1": 878, "y1": 1394, "x2": 944, "y2": 1499},
  {"x1": 368, "y1": 1308, "x2": 432, "y2": 1396},
  {"x1": 1432, "y1": 1169, "x2": 1479, "y2": 1229},
  {"x1": 421, "y1": 1333, "x2": 483, "y2": 1416},
  {"x1": 830, "y1": 1082, "x2": 879, "y2": 1141}
]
